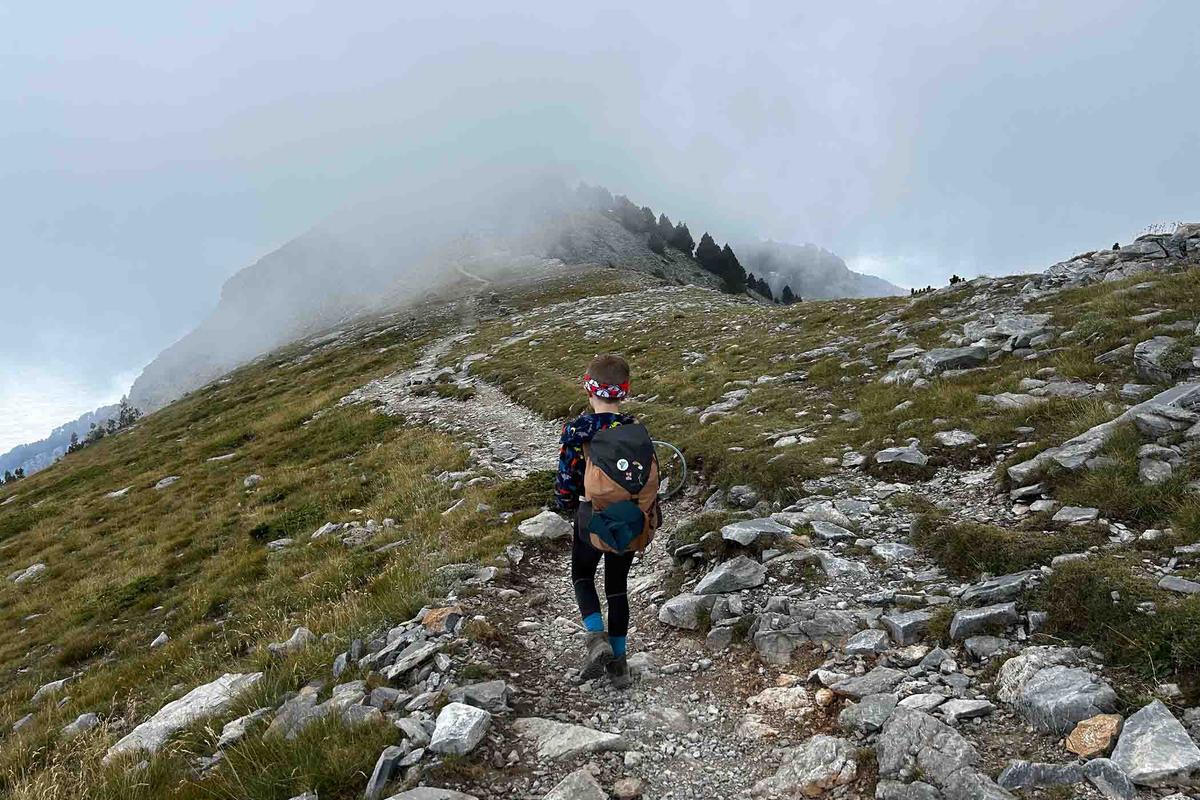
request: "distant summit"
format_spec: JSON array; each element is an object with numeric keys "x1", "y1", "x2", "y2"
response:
[{"x1": 737, "y1": 240, "x2": 904, "y2": 300}]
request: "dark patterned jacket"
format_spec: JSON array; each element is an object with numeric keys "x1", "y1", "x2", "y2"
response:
[{"x1": 553, "y1": 411, "x2": 637, "y2": 513}]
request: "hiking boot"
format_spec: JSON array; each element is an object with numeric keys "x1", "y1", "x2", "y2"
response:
[
  {"x1": 607, "y1": 654, "x2": 631, "y2": 689},
  {"x1": 580, "y1": 631, "x2": 614, "y2": 680}
]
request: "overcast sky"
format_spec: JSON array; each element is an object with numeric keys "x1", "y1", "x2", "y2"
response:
[{"x1": 2, "y1": 1, "x2": 1197, "y2": 452}]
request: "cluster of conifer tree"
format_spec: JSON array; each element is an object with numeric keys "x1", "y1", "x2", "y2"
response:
[
  {"x1": 576, "y1": 184, "x2": 797, "y2": 303},
  {"x1": 1, "y1": 468, "x2": 25, "y2": 485},
  {"x1": 65, "y1": 398, "x2": 142, "y2": 455}
]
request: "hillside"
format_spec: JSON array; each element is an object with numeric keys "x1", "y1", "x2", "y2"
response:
[
  {"x1": 1, "y1": 226, "x2": 1200, "y2": 799},
  {"x1": 127, "y1": 182, "x2": 721, "y2": 416},
  {"x1": 738, "y1": 240, "x2": 905, "y2": 300}
]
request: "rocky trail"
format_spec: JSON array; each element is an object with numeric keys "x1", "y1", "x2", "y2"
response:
[
  {"x1": 26, "y1": 226, "x2": 1200, "y2": 799},
  {"x1": 330, "y1": 275, "x2": 1199, "y2": 799}
]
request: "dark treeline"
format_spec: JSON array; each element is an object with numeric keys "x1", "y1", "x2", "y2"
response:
[{"x1": 576, "y1": 184, "x2": 798, "y2": 304}]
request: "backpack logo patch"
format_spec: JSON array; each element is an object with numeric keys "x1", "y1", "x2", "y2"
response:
[{"x1": 617, "y1": 458, "x2": 629, "y2": 471}]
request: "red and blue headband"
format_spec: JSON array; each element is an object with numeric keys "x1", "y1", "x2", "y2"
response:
[{"x1": 583, "y1": 374, "x2": 630, "y2": 400}]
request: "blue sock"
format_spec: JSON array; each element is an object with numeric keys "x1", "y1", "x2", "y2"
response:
[
  {"x1": 610, "y1": 635, "x2": 627, "y2": 657},
  {"x1": 582, "y1": 612, "x2": 604, "y2": 633}
]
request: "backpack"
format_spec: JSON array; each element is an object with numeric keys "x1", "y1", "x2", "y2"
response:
[{"x1": 580, "y1": 422, "x2": 662, "y2": 554}]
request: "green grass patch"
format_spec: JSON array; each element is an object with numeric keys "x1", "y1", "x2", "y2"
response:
[
  {"x1": 911, "y1": 512, "x2": 1104, "y2": 579},
  {"x1": 1040, "y1": 557, "x2": 1200, "y2": 699}
]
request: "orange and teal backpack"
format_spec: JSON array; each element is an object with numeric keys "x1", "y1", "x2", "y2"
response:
[{"x1": 579, "y1": 422, "x2": 662, "y2": 553}]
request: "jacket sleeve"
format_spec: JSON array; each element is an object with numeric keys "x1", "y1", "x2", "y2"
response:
[{"x1": 554, "y1": 420, "x2": 586, "y2": 513}]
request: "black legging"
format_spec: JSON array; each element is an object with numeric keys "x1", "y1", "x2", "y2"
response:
[{"x1": 571, "y1": 519, "x2": 635, "y2": 637}]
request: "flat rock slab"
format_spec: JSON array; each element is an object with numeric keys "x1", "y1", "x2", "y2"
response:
[
  {"x1": 950, "y1": 602, "x2": 1018, "y2": 641},
  {"x1": 543, "y1": 769, "x2": 607, "y2": 800},
  {"x1": 831, "y1": 667, "x2": 906, "y2": 699},
  {"x1": 1158, "y1": 575, "x2": 1200, "y2": 594},
  {"x1": 750, "y1": 734, "x2": 858, "y2": 797},
  {"x1": 105, "y1": 672, "x2": 263, "y2": 761},
  {"x1": 961, "y1": 572, "x2": 1034, "y2": 606},
  {"x1": 1111, "y1": 699, "x2": 1200, "y2": 786},
  {"x1": 512, "y1": 717, "x2": 631, "y2": 760},
  {"x1": 384, "y1": 790, "x2": 479, "y2": 800},
  {"x1": 876, "y1": 708, "x2": 1012, "y2": 798},
  {"x1": 933, "y1": 429, "x2": 979, "y2": 447},
  {"x1": 875, "y1": 446, "x2": 928, "y2": 467},
  {"x1": 722, "y1": 518, "x2": 791, "y2": 547},
  {"x1": 809, "y1": 520, "x2": 855, "y2": 542},
  {"x1": 695, "y1": 555, "x2": 766, "y2": 594},
  {"x1": 883, "y1": 610, "x2": 932, "y2": 646},
  {"x1": 1053, "y1": 506, "x2": 1100, "y2": 525}
]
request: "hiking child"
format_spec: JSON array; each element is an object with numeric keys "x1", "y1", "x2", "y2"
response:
[{"x1": 554, "y1": 354, "x2": 661, "y2": 688}]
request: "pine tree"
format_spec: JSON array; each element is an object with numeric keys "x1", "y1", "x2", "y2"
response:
[
  {"x1": 719, "y1": 244, "x2": 747, "y2": 294},
  {"x1": 657, "y1": 213, "x2": 674, "y2": 243},
  {"x1": 640, "y1": 206, "x2": 656, "y2": 233},
  {"x1": 648, "y1": 232, "x2": 667, "y2": 255},
  {"x1": 2, "y1": 471, "x2": 13, "y2": 484},
  {"x1": 615, "y1": 195, "x2": 642, "y2": 232},
  {"x1": 781, "y1": 284, "x2": 796, "y2": 304},
  {"x1": 670, "y1": 222, "x2": 695, "y2": 256},
  {"x1": 13, "y1": 468, "x2": 24, "y2": 480},
  {"x1": 695, "y1": 233, "x2": 722, "y2": 274},
  {"x1": 116, "y1": 396, "x2": 141, "y2": 428},
  {"x1": 758, "y1": 277, "x2": 774, "y2": 301},
  {"x1": 67, "y1": 431, "x2": 81, "y2": 454}
]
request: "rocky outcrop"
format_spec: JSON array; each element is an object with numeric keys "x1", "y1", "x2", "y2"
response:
[{"x1": 104, "y1": 672, "x2": 263, "y2": 762}]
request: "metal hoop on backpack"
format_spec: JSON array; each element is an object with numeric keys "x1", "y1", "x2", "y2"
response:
[{"x1": 651, "y1": 440, "x2": 687, "y2": 501}]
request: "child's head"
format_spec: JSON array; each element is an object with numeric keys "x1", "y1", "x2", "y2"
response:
[{"x1": 583, "y1": 353, "x2": 630, "y2": 411}]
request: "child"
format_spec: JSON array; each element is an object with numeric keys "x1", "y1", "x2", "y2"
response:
[{"x1": 555, "y1": 353, "x2": 659, "y2": 688}]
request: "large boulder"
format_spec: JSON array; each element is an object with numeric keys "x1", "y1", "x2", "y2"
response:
[
  {"x1": 918, "y1": 346, "x2": 988, "y2": 376},
  {"x1": 876, "y1": 708, "x2": 1014, "y2": 799},
  {"x1": 1110, "y1": 700, "x2": 1200, "y2": 786},
  {"x1": 695, "y1": 556, "x2": 766, "y2": 594},
  {"x1": 429, "y1": 703, "x2": 491, "y2": 756},
  {"x1": 518, "y1": 510, "x2": 572, "y2": 541},
  {"x1": 657, "y1": 593, "x2": 716, "y2": 630},
  {"x1": 749, "y1": 734, "x2": 858, "y2": 797},
  {"x1": 1018, "y1": 666, "x2": 1117, "y2": 735},
  {"x1": 1134, "y1": 336, "x2": 1182, "y2": 383}
]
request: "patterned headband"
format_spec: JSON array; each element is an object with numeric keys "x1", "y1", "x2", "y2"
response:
[{"x1": 583, "y1": 374, "x2": 630, "y2": 400}]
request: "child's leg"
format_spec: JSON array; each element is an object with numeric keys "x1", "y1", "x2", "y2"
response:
[
  {"x1": 602, "y1": 550, "x2": 636, "y2": 656},
  {"x1": 571, "y1": 530, "x2": 605, "y2": 632}
]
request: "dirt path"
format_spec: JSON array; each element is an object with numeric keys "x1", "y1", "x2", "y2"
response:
[{"x1": 344, "y1": 325, "x2": 809, "y2": 797}]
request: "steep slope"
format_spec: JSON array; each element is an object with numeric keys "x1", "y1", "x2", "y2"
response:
[
  {"x1": 738, "y1": 239, "x2": 905, "y2": 299},
  {"x1": 2, "y1": 226, "x2": 1200, "y2": 799}
]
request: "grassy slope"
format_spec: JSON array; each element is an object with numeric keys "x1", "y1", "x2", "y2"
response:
[
  {"x1": 1, "y1": 262, "x2": 1199, "y2": 796},
  {"x1": 453, "y1": 265, "x2": 1200, "y2": 693}
]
